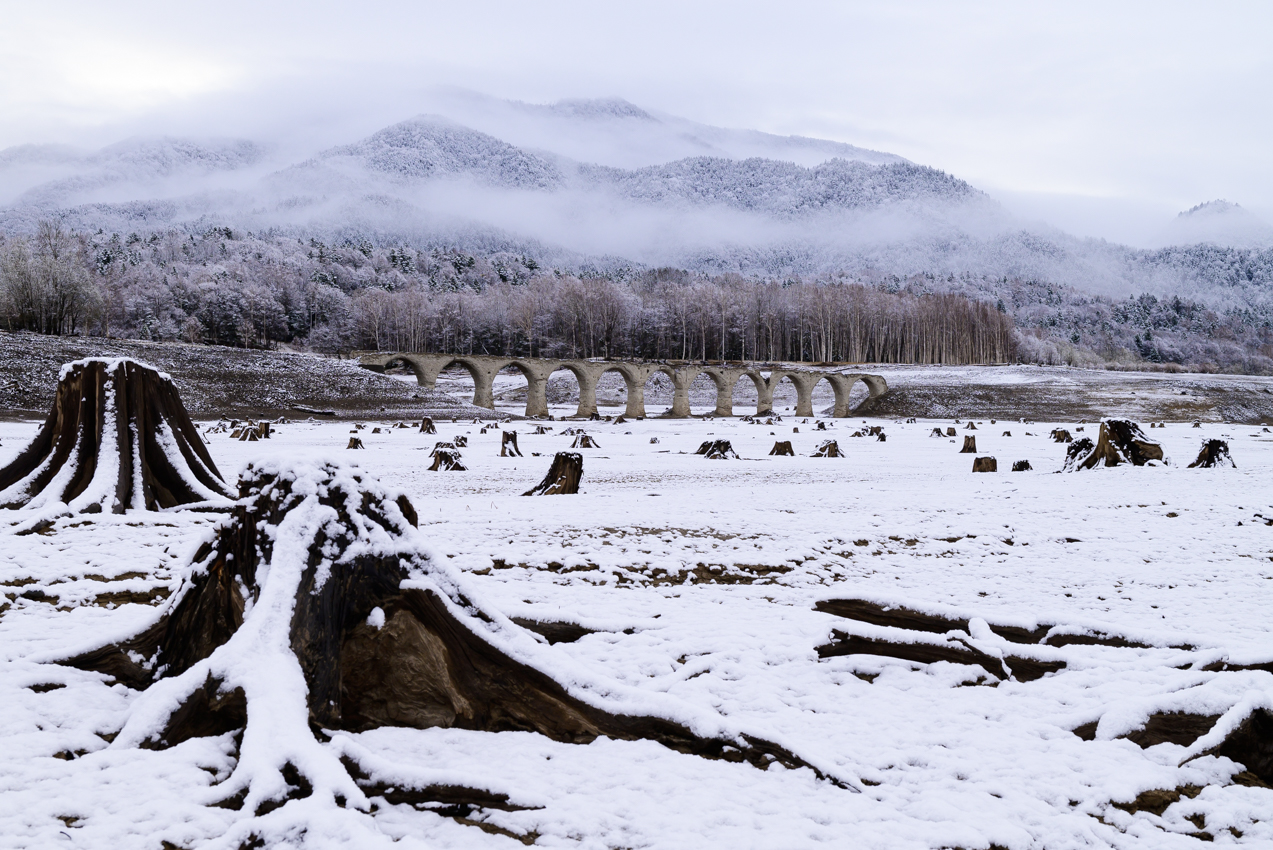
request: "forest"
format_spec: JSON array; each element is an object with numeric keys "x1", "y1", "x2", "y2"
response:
[{"x1": 0, "y1": 222, "x2": 1269, "y2": 373}]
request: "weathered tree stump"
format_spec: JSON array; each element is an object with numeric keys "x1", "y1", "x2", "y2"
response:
[
  {"x1": 63, "y1": 461, "x2": 838, "y2": 820},
  {"x1": 588, "y1": 412, "x2": 601, "y2": 421},
  {"x1": 867, "y1": 426, "x2": 884, "y2": 436},
  {"x1": 347, "y1": 437, "x2": 365, "y2": 450},
  {"x1": 430, "y1": 441, "x2": 456, "y2": 456},
  {"x1": 571, "y1": 433, "x2": 600, "y2": 449},
  {"x1": 1061, "y1": 438, "x2": 1095, "y2": 471},
  {"x1": 420, "y1": 417, "x2": 437, "y2": 434},
  {"x1": 960, "y1": 436, "x2": 977, "y2": 453},
  {"x1": 1051, "y1": 429, "x2": 1073, "y2": 443},
  {"x1": 816, "y1": 421, "x2": 827, "y2": 431},
  {"x1": 769, "y1": 441, "x2": 795, "y2": 456},
  {"x1": 500, "y1": 431, "x2": 523, "y2": 457},
  {"x1": 649, "y1": 437, "x2": 659, "y2": 444},
  {"x1": 972, "y1": 456, "x2": 997, "y2": 472},
  {"x1": 238, "y1": 427, "x2": 260, "y2": 442},
  {"x1": 945, "y1": 427, "x2": 957, "y2": 437},
  {"x1": 1011, "y1": 460, "x2": 1032, "y2": 471},
  {"x1": 0, "y1": 358, "x2": 234, "y2": 513},
  {"x1": 793, "y1": 427, "x2": 800, "y2": 433},
  {"x1": 930, "y1": 428, "x2": 945, "y2": 438},
  {"x1": 524, "y1": 452, "x2": 583, "y2": 495},
  {"x1": 454, "y1": 435, "x2": 468, "y2": 447},
  {"x1": 1193, "y1": 420, "x2": 1202, "y2": 428},
  {"x1": 1002, "y1": 431, "x2": 1012, "y2": 437},
  {"x1": 965, "y1": 422, "x2": 977, "y2": 430},
  {"x1": 1063, "y1": 419, "x2": 1165, "y2": 470},
  {"x1": 534, "y1": 425, "x2": 551, "y2": 435},
  {"x1": 811, "y1": 440, "x2": 842, "y2": 457},
  {"x1": 876, "y1": 433, "x2": 887, "y2": 442},
  {"x1": 1188, "y1": 439, "x2": 1235, "y2": 468},
  {"x1": 614, "y1": 416, "x2": 627, "y2": 425},
  {"x1": 429, "y1": 449, "x2": 466, "y2": 471},
  {"x1": 696, "y1": 440, "x2": 738, "y2": 459}
]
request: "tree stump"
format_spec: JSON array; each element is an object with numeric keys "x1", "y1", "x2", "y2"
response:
[
  {"x1": 945, "y1": 427, "x2": 957, "y2": 437},
  {"x1": 524, "y1": 452, "x2": 583, "y2": 495},
  {"x1": 430, "y1": 441, "x2": 456, "y2": 456},
  {"x1": 429, "y1": 449, "x2": 466, "y2": 471},
  {"x1": 811, "y1": 440, "x2": 842, "y2": 457},
  {"x1": 1002, "y1": 431, "x2": 1012, "y2": 437},
  {"x1": 571, "y1": 434, "x2": 600, "y2": 449},
  {"x1": 696, "y1": 440, "x2": 738, "y2": 459},
  {"x1": 1193, "y1": 420, "x2": 1201, "y2": 428},
  {"x1": 972, "y1": 457, "x2": 997, "y2": 472},
  {"x1": 793, "y1": 427, "x2": 799, "y2": 433},
  {"x1": 534, "y1": 425, "x2": 551, "y2": 435},
  {"x1": 454, "y1": 435, "x2": 468, "y2": 447},
  {"x1": 238, "y1": 427, "x2": 260, "y2": 442},
  {"x1": 347, "y1": 437, "x2": 365, "y2": 450},
  {"x1": 965, "y1": 422, "x2": 977, "y2": 430},
  {"x1": 1051, "y1": 429, "x2": 1073, "y2": 443},
  {"x1": 1188, "y1": 439, "x2": 1235, "y2": 468},
  {"x1": 1060, "y1": 437, "x2": 1095, "y2": 471},
  {"x1": 588, "y1": 412, "x2": 601, "y2": 421},
  {"x1": 1011, "y1": 460, "x2": 1032, "y2": 471},
  {"x1": 769, "y1": 441, "x2": 795, "y2": 456},
  {"x1": 876, "y1": 433, "x2": 887, "y2": 442},
  {"x1": 0, "y1": 358, "x2": 234, "y2": 513},
  {"x1": 930, "y1": 428, "x2": 945, "y2": 437},
  {"x1": 614, "y1": 416, "x2": 627, "y2": 425},
  {"x1": 816, "y1": 421, "x2": 827, "y2": 431},
  {"x1": 419, "y1": 418, "x2": 437, "y2": 435},
  {"x1": 960, "y1": 436, "x2": 977, "y2": 453},
  {"x1": 501, "y1": 431, "x2": 523, "y2": 457},
  {"x1": 1063, "y1": 419, "x2": 1165, "y2": 470},
  {"x1": 650, "y1": 437, "x2": 659, "y2": 444},
  {"x1": 63, "y1": 460, "x2": 837, "y2": 819}
]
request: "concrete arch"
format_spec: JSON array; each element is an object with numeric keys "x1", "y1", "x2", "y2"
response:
[{"x1": 545, "y1": 362, "x2": 594, "y2": 418}]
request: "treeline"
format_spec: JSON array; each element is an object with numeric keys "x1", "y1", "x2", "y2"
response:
[{"x1": 0, "y1": 224, "x2": 1015, "y2": 364}]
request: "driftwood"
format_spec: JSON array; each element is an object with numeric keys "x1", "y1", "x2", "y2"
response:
[
  {"x1": 420, "y1": 418, "x2": 437, "y2": 435},
  {"x1": 769, "y1": 441, "x2": 795, "y2": 456},
  {"x1": 571, "y1": 434, "x2": 600, "y2": 449},
  {"x1": 1188, "y1": 439, "x2": 1235, "y2": 468},
  {"x1": 811, "y1": 440, "x2": 842, "y2": 458},
  {"x1": 960, "y1": 436, "x2": 977, "y2": 453},
  {"x1": 1064, "y1": 419, "x2": 1165, "y2": 471},
  {"x1": 523, "y1": 452, "x2": 583, "y2": 495},
  {"x1": 63, "y1": 461, "x2": 838, "y2": 819},
  {"x1": 347, "y1": 437, "x2": 365, "y2": 450},
  {"x1": 696, "y1": 440, "x2": 738, "y2": 459},
  {"x1": 1011, "y1": 460, "x2": 1032, "y2": 472},
  {"x1": 971, "y1": 457, "x2": 997, "y2": 472},
  {"x1": 500, "y1": 431, "x2": 522, "y2": 457},
  {"x1": 0, "y1": 358, "x2": 234, "y2": 512},
  {"x1": 429, "y1": 449, "x2": 466, "y2": 471}
]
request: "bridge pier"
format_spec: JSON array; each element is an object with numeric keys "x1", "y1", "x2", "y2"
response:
[
  {"x1": 788, "y1": 373, "x2": 821, "y2": 418},
  {"x1": 668, "y1": 367, "x2": 700, "y2": 418}
]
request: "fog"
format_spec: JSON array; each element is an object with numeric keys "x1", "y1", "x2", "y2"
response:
[{"x1": 2, "y1": 2, "x2": 1272, "y2": 253}]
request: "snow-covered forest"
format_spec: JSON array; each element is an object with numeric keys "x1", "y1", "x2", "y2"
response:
[{"x1": 1, "y1": 222, "x2": 1270, "y2": 372}]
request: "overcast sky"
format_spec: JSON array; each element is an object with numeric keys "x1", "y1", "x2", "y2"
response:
[{"x1": 3, "y1": 0, "x2": 1270, "y2": 245}]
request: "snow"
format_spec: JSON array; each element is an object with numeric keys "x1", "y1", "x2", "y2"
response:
[{"x1": 1, "y1": 402, "x2": 1271, "y2": 847}]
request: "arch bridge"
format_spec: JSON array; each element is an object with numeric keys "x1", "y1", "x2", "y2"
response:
[{"x1": 354, "y1": 352, "x2": 889, "y2": 419}]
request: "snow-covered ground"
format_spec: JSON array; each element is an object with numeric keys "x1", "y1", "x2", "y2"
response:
[{"x1": 2, "y1": 405, "x2": 1272, "y2": 848}]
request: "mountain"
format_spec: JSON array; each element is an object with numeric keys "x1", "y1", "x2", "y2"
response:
[
  {"x1": 1154, "y1": 200, "x2": 1273, "y2": 250},
  {"x1": 1, "y1": 96, "x2": 1270, "y2": 315}
]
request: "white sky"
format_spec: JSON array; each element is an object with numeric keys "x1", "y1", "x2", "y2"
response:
[{"x1": 2, "y1": 0, "x2": 1271, "y2": 245}]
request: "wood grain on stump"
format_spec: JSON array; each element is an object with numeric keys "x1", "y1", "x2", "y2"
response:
[{"x1": 523, "y1": 452, "x2": 583, "y2": 496}]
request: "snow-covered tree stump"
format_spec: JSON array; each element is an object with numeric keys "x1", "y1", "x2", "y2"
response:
[
  {"x1": 696, "y1": 440, "x2": 738, "y2": 459},
  {"x1": 571, "y1": 433, "x2": 599, "y2": 449},
  {"x1": 429, "y1": 449, "x2": 466, "y2": 471},
  {"x1": 523, "y1": 452, "x2": 583, "y2": 495},
  {"x1": 1188, "y1": 439, "x2": 1235, "y2": 468},
  {"x1": 65, "y1": 460, "x2": 833, "y2": 822},
  {"x1": 811, "y1": 440, "x2": 842, "y2": 457},
  {"x1": 960, "y1": 436, "x2": 977, "y2": 453},
  {"x1": 500, "y1": 431, "x2": 522, "y2": 457},
  {"x1": 1064, "y1": 419, "x2": 1165, "y2": 470},
  {"x1": 1051, "y1": 429, "x2": 1073, "y2": 443},
  {"x1": 419, "y1": 417, "x2": 436, "y2": 434},
  {"x1": 769, "y1": 441, "x2": 795, "y2": 456},
  {"x1": 0, "y1": 358, "x2": 234, "y2": 513},
  {"x1": 972, "y1": 456, "x2": 997, "y2": 472},
  {"x1": 1012, "y1": 460, "x2": 1032, "y2": 471}
]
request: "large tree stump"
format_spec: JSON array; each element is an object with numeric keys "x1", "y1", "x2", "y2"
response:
[
  {"x1": 960, "y1": 436, "x2": 977, "y2": 453},
  {"x1": 419, "y1": 417, "x2": 437, "y2": 434},
  {"x1": 1051, "y1": 429, "x2": 1073, "y2": 443},
  {"x1": 64, "y1": 461, "x2": 835, "y2": 820},
  {"x1": 0, "y1": 358, "x2": 234, "y2": 513},
  {"x1": 811, "y1": 440, "x2": 843, "y2": 457},
  {"x1": 769, "y1": 441, "x2": 795, "y2": 456},
  {"x1": 523, "y1": 452, "x2": 583, "y2": 495},
  {"x1": 971, "y1": 456, "x2": 997, "y2": 472},
  {"x1": 929, "y1": 428, "x2": 945, "y2": 438},
  {"x1": 1064, "y1": 419, "x2": 1165, "y2": 470},
  {"x1": 696, "y1": 440, "x2": 738, "y2": 459},
  {"x1": 1188, "y1": 439, "x2": 1235, "y2": 468},
  {"x1": 429, "y1": 449, "x2": 465, "y2": 471},
  {"x1": 501, "y1": 431, "x2": 523, "y2": 457}
]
